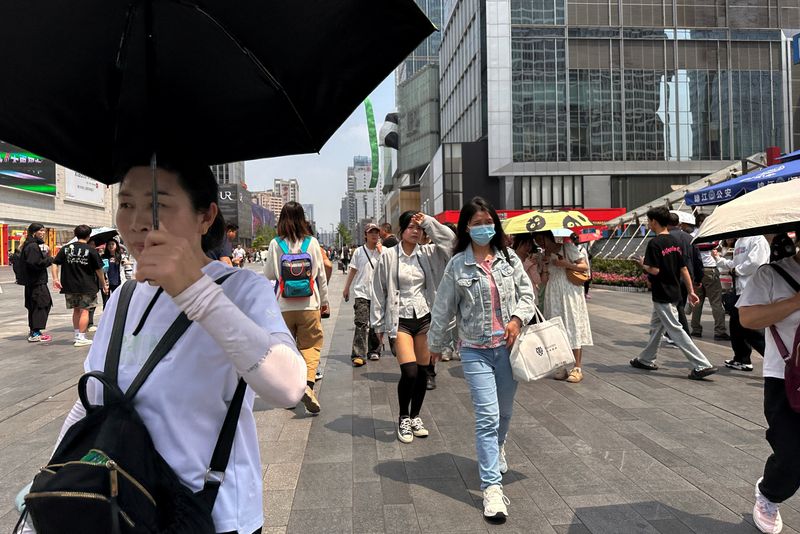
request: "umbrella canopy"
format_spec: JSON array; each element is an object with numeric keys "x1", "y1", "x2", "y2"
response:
[
  {"x1": 0, "y1": 0, "x2": 435, "y2": 183},
  {"x1": 693, "y1": 181, "x2": 800, "y2": 243},
  {"x1": 670, "y1": 210, "x2": 696, "y2": 225},
  {"x1": 685, "y1": 159, "x2": 800, "y2": 207},
  {"x1": 503, "y1": 210, "x2": 594, "y2": 235},
  {"x1": 66, "y1": 227, "x2": 119, "y2": 246},
  {"x1": 778, "y1": 149, "x2": 800, "y2": 162}
]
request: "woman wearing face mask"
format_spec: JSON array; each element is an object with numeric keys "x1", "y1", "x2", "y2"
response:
[
  {"x1": 19, "y1": 160, "x2": 307, "y2": 534},
  {"x1": 371, "y1": 210, "x2": 456, "y2": 444},
  {"x1": 534, "y1": 231, "x2": 593, "y2": 383},
  {"x1": 428, "y1": 197, "x2": 535, "y2": 521}
]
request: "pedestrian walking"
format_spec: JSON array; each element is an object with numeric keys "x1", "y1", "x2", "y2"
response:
[
  {"x1": 18, "y1": 161, "x2": 306, "y2": 534},
  {"x1": 51, "y1": 225, "x2": 108, "y2": 347},
  {"x1": 343, "y1": 223, "x2": 383, "y2": 366},
  {"x1": 371, "y1": 210, "x2": 455, "y2": 443},
  {"x1": 714, "y1": 235, "x2": 770, "y2": 371},
  {"x1": 534, "y1": 231, "x2": 593, "y2": 383},
  {"x1": 668, "y1": 212, "x2": 703, "y2": 335},
  {"x1": 232, "y1": 243, "x2": 246, "y2": 268},
  {"x1": 690, "y1": 213, "x2": 730, "y2": 340},
  {"x1": 19, "y1": 223, "x2": 54, "y2": 342},
  {"x1": 738, "y1": 244, "x2": 800, "y2": 534},
  {"x1": 265, "y1": 201, "x2": 329, "y2": 414},
  {"x1": 206, "y1": 223, "x2": 238, "y2": 266},
  {"x1": 341, "y1": 244, "x2": 351, "y2": 272},
  {"x1": 630, "y1": 207, "x2": 718, "y2": 379},
  {"x1": 428, "y1": 197, "x2": 535, "y2": 521},
  {"x1": 380, "y1": 223, "x2": 399, "y2": 248},
  {"x1": 100, "y1": 239, "x2": 123, "y2": 308}
]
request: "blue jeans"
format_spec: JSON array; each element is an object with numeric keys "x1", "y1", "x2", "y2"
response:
[{"x1": 460, "y1": 345, "x2": 518, "y2": 489}]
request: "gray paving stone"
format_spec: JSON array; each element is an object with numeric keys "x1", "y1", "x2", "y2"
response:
[{"x1": 286, "y1": 506, "x2": 352, "y2": 533}]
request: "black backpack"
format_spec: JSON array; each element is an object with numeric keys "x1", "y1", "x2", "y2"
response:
[
  {"x1": 11, "y1": 249, "x2": 25, "y2": 285},
  {"x1": 18, "y1": 274, "x2": 245, "y2": 534}
]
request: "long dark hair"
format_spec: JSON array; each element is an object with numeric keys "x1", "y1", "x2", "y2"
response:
[
  {"x1": 117, "y1": 159, "x2": 225, "y2": 252},
  {"x1": 277, "y1": 201, "x2": 312, "y2": 242},
  {"x1": 21, "y1": 222, "x2": 45, "y2": 250},
  {"x1": 454, "y1": 197, "x2": 509, "y2": 260},
  {"x1": 103, "y1": 239, "x2": 123, "y2": 262}
]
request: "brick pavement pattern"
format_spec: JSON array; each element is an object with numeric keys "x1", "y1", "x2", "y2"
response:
[{"x1": 1, "y1": 265, "x2": 799, "y2": 533}]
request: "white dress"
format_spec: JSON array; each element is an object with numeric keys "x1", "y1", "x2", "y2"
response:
[{"x1": 543, "y1": 243, "x2": 594, "y2": 349}]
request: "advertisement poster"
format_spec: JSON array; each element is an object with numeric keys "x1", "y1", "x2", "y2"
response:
[
  {"x1": 65, "y1": 169, "x2": 106, "y2": 205},
  {"x1": 0, "y1": 141, "x2": 56, "y2": 195}
]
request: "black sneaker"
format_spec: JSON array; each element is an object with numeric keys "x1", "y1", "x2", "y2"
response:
[
  {"x1": 689, "y1": 366, "x2": 718, "y2": 380},
  {"x1": 691, "y1": 332, "x2": 703, "y2": 338},
  {"x1": 724, "y1": 359, "x2": 754, "y2": 372},
  {"x1": 426, "y1": 374, "x2": 436, "y2": 390},
  {"x1": 630, "y1": 358, "x2": 658, "y2": 371},
  {"x1": 714, "y1": 333, "x2": 731, "y2": 341}
]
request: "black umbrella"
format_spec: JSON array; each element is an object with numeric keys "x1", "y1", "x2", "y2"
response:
[{"x1": 0, "y1": 0, "x2": 434, "y2": 184}]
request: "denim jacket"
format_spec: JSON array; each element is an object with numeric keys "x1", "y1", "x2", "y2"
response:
[{"x1": 428, "y1": 246, "x2": 536, "y2": 353}]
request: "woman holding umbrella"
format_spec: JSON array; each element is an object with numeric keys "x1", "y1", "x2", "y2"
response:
[
  {"x1": 534, "y1": 231, "x2": 593, "y2": 383},
  {"x1": 23, "y1": 161, "x2": 307, "y2": 534}
]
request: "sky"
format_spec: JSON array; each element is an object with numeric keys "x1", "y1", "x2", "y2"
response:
[{"x1": 245, "y1": 74, "x2": 396, "y2": 232}]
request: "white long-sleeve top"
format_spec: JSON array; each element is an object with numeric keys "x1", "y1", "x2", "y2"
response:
[
  {"x1": 29, "y1": 261, "x2": 306, "y2": 534},
  {"x1": 715, "y1": 236, "x2": 770, "y2": 295}
]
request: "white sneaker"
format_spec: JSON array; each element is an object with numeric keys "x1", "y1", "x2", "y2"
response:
[
  {"x1": 397, "y1": 417, "x2": 413, "y2": 444},
  {"x1": 754, "y1": 477, "x2": 783, "y2": 533},
  {"x1": 410, "y1": 417, "x2": 429, "y2": 437},
  {"x1": 73, "y1": 338, "x2": 93, "y2": 347},
  {"x1": 441, "y1": 350, "x2": 452, "y2": 361},
  {"x1": 482, "y1": 484, "x2": 509, "y2": 520},
  {"x1": 499, "y1": 442, "x2": 508, "y2": 474},
  {"x1": 87, "y1": 325, "x2": 98, "y2": 333}
]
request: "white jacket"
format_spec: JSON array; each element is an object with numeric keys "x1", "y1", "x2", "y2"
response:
[{"x1": 716, "y1": 236, "x2": 770, "y2": 295}]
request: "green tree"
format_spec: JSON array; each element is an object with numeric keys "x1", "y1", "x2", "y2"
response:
[
  {"x1": 337, "y1": 223, "x2": 352, "y2": 248},
  {"x1": 252, "y1": 225, "x2": 277, "y2": 249}
]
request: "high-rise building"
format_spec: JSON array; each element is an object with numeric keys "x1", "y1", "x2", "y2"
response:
[
  {"x1": 251, "y1": 190, "x2": 284, "y2": 221},
  {"x1": 211, "y1": 162, "x2": 245, "y2": 186},
  {"x1": 435, "y1": 0, "x2": 798, "y2": 212},
  {"x1": 397, "y1": 0, "x2": 446, "y2": 84},
  {"x1": 274, "y1": 178, "x2": 300, "y2": 204},
  {"x1": 341, "y1": 156, "x2": 382, "y2": 242},
  {"x1": 302, "y1": 203, "x2": 315, "y2": 225}
]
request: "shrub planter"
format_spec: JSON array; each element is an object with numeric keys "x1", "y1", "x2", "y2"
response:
[{"x1": 592, "y1": 284, "x2": 649, "y2": 293}]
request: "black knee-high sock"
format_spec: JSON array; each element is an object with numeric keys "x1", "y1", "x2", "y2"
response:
[
  {"x1": 398, "y1": 362, "x2": 418, "y2": 418},
  {"x1": 410, "y1": 364, "x2": 428, "y2": 418}
]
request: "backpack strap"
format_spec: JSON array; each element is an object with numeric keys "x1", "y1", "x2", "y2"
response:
[
  {"x1": 198, "y1": 377, "x2": 247, "y2": 509},
  {"x1": 103, "y1": 280, "x2": 137, "y2": 405},
  {"x1": 276, "y1": 238, "x2": 290, "y2": 255},
  {"x1": 300, "y1": 236, "x2": 312, "y2": 253},
  {"x1": 767, "y1": 264, "x2": 800, "y2": 361}
]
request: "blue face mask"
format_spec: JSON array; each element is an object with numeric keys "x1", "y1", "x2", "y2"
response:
[{"x1": 469, "y1": 224, "x2": 496, "y2": 246}]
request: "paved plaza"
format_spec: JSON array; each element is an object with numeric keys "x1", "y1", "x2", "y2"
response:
[{"x1": 1, "y1": 265, "x2": 798, "y2": 533}]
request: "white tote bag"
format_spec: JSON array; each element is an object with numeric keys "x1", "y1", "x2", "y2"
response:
[{"x1": 509, "y1": 307, "x2": 575, "y2": 382}]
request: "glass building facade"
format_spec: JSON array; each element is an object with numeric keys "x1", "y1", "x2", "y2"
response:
[
  {"x1": 397, "y1": 0, "x2": 446, "y2": 84},
  {"x1": 509, "y1": 0, "x2": 794, "y2": 164}
]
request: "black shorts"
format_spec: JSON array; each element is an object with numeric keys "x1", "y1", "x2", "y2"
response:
[{"x1": 397, "y1": 314, "x2": 431, "y2": 337}]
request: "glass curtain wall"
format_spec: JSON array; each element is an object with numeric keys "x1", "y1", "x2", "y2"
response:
[{"x1": 510, "y1": 0, "x2": 787, "y2": 163}]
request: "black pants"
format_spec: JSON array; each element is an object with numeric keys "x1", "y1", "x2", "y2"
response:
[
  {"x1": 219, "y1": 529, "x2": 262, "y2": 534},
  {"x1": 101, "y1": 283, "x2": 120, "y2": 308},
  {"x1": 759, "y1": 378, "x2": 800, "y2": 503},
  {"x1": 24, "y1": 284, "x2": 52, "y2": 333},
  {"x1": 729, "y1": 304, "x2": 765, "y2": 365},
  {"x1": 676, "y1": 284, "x2": 690, "y2": 336}
]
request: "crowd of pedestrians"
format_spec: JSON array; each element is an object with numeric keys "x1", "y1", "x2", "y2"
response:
[{"x1": 9, "y1": 182, "x2": 800, "y2": 532}]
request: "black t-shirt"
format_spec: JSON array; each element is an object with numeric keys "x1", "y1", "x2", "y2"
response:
[
  {"x1": 382, "y1": 235, "x2": 399, "y2": 248},
  {"x1": 54, "y1": 242, "x2": 103, "y2": 294},
  {"x1": 644, "y1": 233, "x2": 685, "y2": 304}
]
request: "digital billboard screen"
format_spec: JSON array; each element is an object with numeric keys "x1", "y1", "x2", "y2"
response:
[{"x1": 0, "y1": 141, "x2": 56, "y2": 195}]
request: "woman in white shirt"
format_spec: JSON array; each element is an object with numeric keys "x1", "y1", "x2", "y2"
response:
[
  {"x1": 371, "y1": 211, "x2": 455, "y2": 443},
  {"x1": 23, "y1": 161, "x2": 306, "y2": 534},
  {"x1": 264, "y1": 202, "x2": 329, "y2": 414},
  {"x1": 738, "y1": 244, "x2": 800, "y2": 534}
]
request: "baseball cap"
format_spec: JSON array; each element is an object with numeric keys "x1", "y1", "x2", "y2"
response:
[{"x1": 365, "y1": 223, "x2": 380, "y2": 233}]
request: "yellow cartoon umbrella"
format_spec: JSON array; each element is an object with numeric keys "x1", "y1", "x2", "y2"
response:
[{"x1": 503, "y1": 210, "x2": 594, "y2": 235}]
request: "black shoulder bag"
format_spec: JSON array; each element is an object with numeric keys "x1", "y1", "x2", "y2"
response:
[{"x1": 19, "y1": 273, "x2": 245, "y2": 534}]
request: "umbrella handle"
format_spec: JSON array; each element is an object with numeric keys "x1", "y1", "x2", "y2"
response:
[{"x1": 150, "y1": 152, "x2": 159, "y2": 230}]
